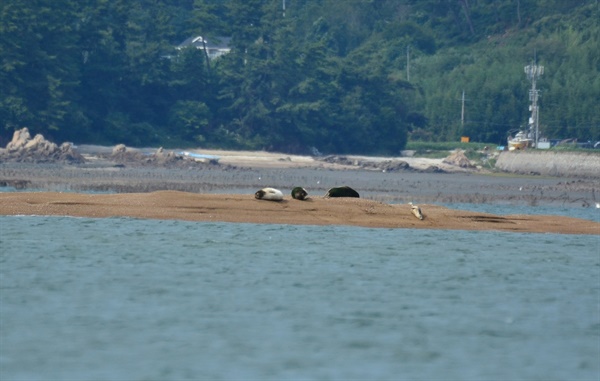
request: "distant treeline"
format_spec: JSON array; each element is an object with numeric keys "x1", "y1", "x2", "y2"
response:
[{"x1": 1, "y1": 0, "x2": 598, "y2": 153}]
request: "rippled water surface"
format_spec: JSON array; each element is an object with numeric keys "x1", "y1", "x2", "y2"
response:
[{"x1": 1, "y1": 214, "x2": 599, "y2": 381}]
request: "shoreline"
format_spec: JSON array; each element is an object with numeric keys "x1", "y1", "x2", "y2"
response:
[
  {"x1": 1, "y1": 161, "x2": 598, "y2": 207},
  {"x1": 1, "y1": 191, "x2": 597, "y2": 235}
]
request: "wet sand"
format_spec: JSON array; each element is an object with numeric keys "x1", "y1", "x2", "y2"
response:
[
  {"x1": 1, "y1": 161, "x2": 598, "y2": 206},
  {"x1": 1, "y1": 191, "x2": 597, "y2": 235}
]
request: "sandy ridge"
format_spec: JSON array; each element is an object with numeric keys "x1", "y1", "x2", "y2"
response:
[{"x1": 1, "y1": 191, "x2": 597, "y2": 235}]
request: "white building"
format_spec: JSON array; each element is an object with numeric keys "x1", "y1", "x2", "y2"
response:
[{"x1": 176, "y1": 36, "x2": 232, "y2": 60}]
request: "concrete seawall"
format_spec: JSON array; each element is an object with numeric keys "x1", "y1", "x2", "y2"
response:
[{"x1": 496, "y1": 151, "x2": 600, "y2": 178}]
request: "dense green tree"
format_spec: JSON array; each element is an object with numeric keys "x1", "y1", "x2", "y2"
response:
[
  {"x1": 0, "y1": 0, "x2": 597, "y2": 149},
  {"x1": 0, "y1": 0, "x2": 83, "y2": 141},
  {"x1": 76, "y1": 0, "x2": 133, "y2": 142}
]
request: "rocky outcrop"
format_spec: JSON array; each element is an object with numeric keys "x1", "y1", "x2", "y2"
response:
[
  {"x1": 442, "y1": 150, "x2": 474, "y2": 168},
  {"x1": 104, "y1": 145, "x2": 208, "y2": 167},
  {"x1": 0, "y1": 128, "x2": 221, "y2": 168},
  {"x1": 318, "y1": 155, "x2": 446, "y2": 173},
  {"x1": 0, "y1": 128, "x2": 85, "y2": 163},
  {"x1": 320, "y1": 155, "x2": 411, "y2": 172}
]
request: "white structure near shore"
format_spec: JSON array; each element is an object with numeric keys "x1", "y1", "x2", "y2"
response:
[{"x1": 496, "y1": 151, "x2": 600, "y2": 178}]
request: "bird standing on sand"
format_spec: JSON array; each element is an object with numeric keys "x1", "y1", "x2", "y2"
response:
[{"x1": 409, "y1": 202, "x2": 424, "y2": 220}]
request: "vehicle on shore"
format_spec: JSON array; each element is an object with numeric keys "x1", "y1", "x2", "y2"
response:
[{"x1": 507, "y1": 130, "x2": 534, "y2": 151}]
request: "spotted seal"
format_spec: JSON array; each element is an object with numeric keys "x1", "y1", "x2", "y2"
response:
[
  {"x1": 255, "y1": 187, "x2": 284, "y2": 201},
  {"x1": 291, "y1": 187, "x2": 308, "y2": 200},
  {"x1": 324, "y1": 186, "x2": 359, "y2": 198}
]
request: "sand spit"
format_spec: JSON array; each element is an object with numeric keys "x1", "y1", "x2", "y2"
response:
[{"x1": 1, "y1": 191, "x2": 597, "y2": 235}]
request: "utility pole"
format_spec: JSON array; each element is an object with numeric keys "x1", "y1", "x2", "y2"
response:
[
  {"x1": 406, "y1": 45, "x2": 410, "y2": 81},
  {"x1": 461, "y1": 90, "x2": 466, "y2": 128},
  {"x1": 524, "y1": 59, "x2": 544, "y2": 148},
  {"x1": 456, "y1": 90, "x2": 469, "y2": 131}
]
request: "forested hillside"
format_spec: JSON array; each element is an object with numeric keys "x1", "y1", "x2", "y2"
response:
[{"x1": 1, "y1": 0, "x2": 598, "y2": 154}]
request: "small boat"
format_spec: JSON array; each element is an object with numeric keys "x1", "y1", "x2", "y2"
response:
[
  {"x1": 507, "y1": 130, "x2": 533, "y2": 151},
  {"x1": 179, "y1": 151, "x2": 220, "y2": 163}
]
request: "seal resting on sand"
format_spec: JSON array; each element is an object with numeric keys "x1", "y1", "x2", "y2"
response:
[
  {"x1": 255, "y1": 187, "x2": 284, "y2": 201},
  {"x1": 324, "y1": 186, "x2": 359, "y2": 198},
  {"x1": 291, "y1": 187, "x2": 308, "y2": 200},
  {"x1": 409, "y1": 202, "x2": 424, "y2": 220}
]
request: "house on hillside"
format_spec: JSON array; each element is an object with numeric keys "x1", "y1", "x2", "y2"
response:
[{"x1": 176, "y1": 36, "x2": 232, "y2": 60}]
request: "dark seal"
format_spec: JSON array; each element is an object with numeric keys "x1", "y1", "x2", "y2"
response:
[
  {"x1": 324, "y1": 186, "x2": 359, "y2": 198},
  {"x1": 291, "y1": 187, "x2": 308, "y2": 200}
]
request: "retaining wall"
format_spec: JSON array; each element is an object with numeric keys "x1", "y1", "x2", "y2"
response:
[{"x1": 495, "y1": 151, "x2": 600, "y2": 178}]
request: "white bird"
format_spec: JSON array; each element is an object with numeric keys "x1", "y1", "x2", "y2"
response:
[{"x1": 409, "y1": 202, "x2": 424, "y2": 220}]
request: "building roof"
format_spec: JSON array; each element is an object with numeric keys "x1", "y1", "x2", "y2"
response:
[{"x1": 177, "y1": 36, "x2": 232, "y2": 50}]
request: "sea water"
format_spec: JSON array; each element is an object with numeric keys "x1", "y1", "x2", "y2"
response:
[{"x1": 1, "y1": 211, "x2": 599, "y2": 381}]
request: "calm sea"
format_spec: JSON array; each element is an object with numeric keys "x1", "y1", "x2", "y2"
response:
[{"x1": 1, "y1": 204, "x2": 599, "y2": 381}]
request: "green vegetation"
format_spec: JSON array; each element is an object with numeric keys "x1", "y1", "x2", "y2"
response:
[
  {"x1": 406, "y1": 141, "x2": 493, "y2": 152},
  {"x1": 1, "y1": 0, "x2": 598, "y2": 154}
]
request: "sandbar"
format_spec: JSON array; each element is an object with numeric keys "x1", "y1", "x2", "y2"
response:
[{"x1": 1, "y1": 191, "x2": 597, "y2": 235}]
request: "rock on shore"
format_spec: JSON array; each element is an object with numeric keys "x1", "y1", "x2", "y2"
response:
[
  {"x1": 442, "y1": 150, "x2": 475, "y2": 168},
  {"x1": 1, "y1": 128, "x2": 84, "y2": 163},
  {"x1": 107, "y1": 144, "x2": 202, "y2": 167},
  {"x1": 0, "y1": 128, "x2": 217, "y2": 168}
]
